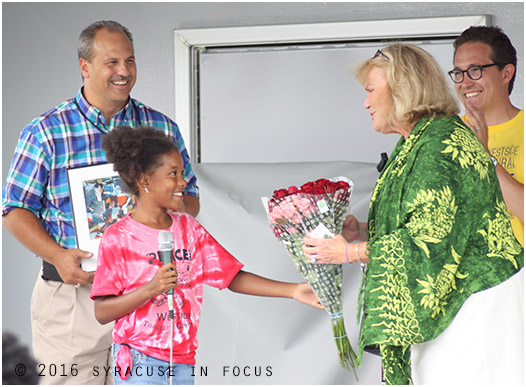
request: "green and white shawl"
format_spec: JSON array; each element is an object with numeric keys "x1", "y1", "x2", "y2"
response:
[{"x1": 358, "y1": 115, "x2": 523, "y2": 385}]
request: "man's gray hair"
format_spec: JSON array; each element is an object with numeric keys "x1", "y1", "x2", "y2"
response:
[{"x1": 78, "y1": 20, "x2": 134, "y2": 62}]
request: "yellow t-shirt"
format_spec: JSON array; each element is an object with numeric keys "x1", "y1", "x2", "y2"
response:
[{"x1": 463, "y1": 111, "x2": 524, "y2": 246}]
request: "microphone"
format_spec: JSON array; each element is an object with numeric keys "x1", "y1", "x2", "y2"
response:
[
  {"x1": 158, "y1": 230, "x2": 175, "y2": 318},
  {"x1": 376, "y1": 152, "x2": 389, "y2": 173},
  {"x1": 158, "y1": 230, "x2": 176, "y2": 384}
]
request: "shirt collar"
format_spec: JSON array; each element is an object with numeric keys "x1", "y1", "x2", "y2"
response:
[{"x1": 75, "y1": 87, "x2": 136, "y2": 126}]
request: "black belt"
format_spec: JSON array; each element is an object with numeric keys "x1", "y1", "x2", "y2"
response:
[{"x1": 42, "y1": 260, "x2": 64, "y2": 282}]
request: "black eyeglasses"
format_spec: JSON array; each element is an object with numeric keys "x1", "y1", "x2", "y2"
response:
[
  {"x1": 373, "y1": 49, "x2": 390, "y2": 62},
  {"x1": 448, "y1": 63, "x2": 503, "y2": 83}
]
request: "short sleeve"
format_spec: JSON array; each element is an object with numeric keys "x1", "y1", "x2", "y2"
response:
[
  {"x1": 2, "y1": 124, "x2": 49, "y2": 216},
  {"x1": 191, "y1": 218, "x2": 243, "y2": 290},
  {"x1": 90, "y1": 229, "x2": 125, "y2": 299}
]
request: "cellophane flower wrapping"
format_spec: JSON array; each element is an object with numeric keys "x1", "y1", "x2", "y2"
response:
[{"x1": 262, "y1": 177, "x2": 358, "y2": 377}]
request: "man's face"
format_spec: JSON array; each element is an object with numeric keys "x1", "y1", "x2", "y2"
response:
[
  {"x1": 453, "y1": 41, "x2": 510, "y2": 112},
  {"x1": 80, "y1": 29, "x2": 137, "y2": 114}
]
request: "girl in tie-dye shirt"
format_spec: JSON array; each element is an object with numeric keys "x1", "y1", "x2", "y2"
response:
[{"x1": 90, "y1": 126, "x2": 322, "y2": 385}]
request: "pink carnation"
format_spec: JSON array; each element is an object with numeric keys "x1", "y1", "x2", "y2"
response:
[{"x1": 279, "y1": 201, "x2": 296, "y2": 219}]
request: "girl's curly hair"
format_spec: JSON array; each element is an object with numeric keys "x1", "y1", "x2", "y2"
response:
[{"x1": 102, "y1": 126, "x2": 179, "y2": 196}]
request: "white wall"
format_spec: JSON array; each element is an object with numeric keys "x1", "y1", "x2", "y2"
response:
[
  {"x1": 2, "y1": 2, "x2": 523, "y2": 383},
  {"x1": 197, "y1": 39, "x2": 457, "y2": 163}
]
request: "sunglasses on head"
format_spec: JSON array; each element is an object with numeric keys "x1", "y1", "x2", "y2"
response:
[{"x1": 373, "y1": 49, "x2": 390, "y2": 62}]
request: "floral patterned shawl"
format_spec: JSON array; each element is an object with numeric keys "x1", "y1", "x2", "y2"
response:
[{"x1": 358, "y1": 115, "x2": 523, "y2": 384}]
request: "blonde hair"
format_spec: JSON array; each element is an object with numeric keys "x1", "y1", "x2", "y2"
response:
[{"x1": 356, "y1": 43, "x2": 459, "y2": 127}]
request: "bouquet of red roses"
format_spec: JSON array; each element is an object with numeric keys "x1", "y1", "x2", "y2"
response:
[{"x1": 262, "y1": 177, "x2": 358, "y2": 376}]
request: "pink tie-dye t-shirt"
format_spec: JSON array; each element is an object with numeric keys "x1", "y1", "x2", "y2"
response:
[{"x1": 90, "y1": 212, "x2": 243, "y2": 365}]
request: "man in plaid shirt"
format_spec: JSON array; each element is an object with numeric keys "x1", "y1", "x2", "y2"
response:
[{"x1": 2, "y1": 20, "x2": 199, "y2": 384}]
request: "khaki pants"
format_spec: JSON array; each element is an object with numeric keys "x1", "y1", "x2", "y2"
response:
[{"x1": 31, "y1": 274, "x2": 114, "y2": 384}]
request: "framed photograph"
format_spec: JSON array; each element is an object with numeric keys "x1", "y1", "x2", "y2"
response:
[{"x1": 67, "y1": 163, "x2": 137, "y2": 272}]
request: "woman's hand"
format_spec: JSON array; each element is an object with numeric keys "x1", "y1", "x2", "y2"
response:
[
  {"x1": 145, "y1": 263, "x2": 178, "y2": 298},
  {"x1": 292, "y1": 282, "x2": 324, "y2": 309},
  {"x1": 341, "y1": 214, "x2": 367, "y2": 242},
  {"x1": 302, "y1": 234, "x2": 348, "y2": 265}
]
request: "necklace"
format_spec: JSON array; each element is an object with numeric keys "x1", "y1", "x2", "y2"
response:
[{"x1": 74, "y1": 99, "x2": 142, "y2": 134}]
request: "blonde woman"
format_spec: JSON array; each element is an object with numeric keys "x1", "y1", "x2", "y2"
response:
[{"x1": 303, "y1": 44, "x2": 523, "y2": 385}]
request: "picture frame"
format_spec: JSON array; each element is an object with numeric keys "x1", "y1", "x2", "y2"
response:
[{"x1": 67, "y1": 163, "x2": 136, "y2": 272}]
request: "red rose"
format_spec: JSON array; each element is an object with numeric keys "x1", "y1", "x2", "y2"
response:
[
  {"x1": 288, "y1": 185, "x2": 299, "y2": 194},
  {"x1": 273, "y1": 189, "x2": 289, "y2": 199},
  {"x1": 326, "y1": 183, "x2": 337, "y2": 194},
  {"x1": 302, "y1": 185, "x2": 318, "y2": 194},
  {"x1": 310, "y1": 186, "x2": 324, "y2": 195},
  {"x1": 300, "y1": 181, "x2": 314, "y2": 191}
]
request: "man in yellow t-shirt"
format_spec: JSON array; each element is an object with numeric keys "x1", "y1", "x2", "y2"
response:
[{"x1": 450, "y1": 26, "x2": 524, "y2": 246}]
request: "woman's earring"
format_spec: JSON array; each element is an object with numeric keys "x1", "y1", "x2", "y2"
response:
[{"x1": 144, "y1": 187, "x2": 149, "y2": 194}]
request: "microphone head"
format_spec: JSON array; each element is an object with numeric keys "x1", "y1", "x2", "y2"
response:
[{"x1": 158, "y1": 230, "x2": 174, "y2": 251}]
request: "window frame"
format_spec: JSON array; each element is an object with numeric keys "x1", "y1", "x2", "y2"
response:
[{"x1": 174, "y1": 15, "x2": 490, "y2": 161}]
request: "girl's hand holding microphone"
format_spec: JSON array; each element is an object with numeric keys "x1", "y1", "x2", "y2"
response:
[
  {"x1": 146, "y1": 263, "x2": 178, "y2": 297},
  {"x1": 93, "y1": 262, "x2": 178, "y2": 326}
]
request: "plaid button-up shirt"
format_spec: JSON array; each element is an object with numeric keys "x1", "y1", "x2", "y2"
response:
[{"x1": 3, "y1": 88, "x2": 198, "y2": 249}]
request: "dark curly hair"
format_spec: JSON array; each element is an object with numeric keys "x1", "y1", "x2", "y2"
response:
[
  {"x1": 3, "y1": 332, "x2": 39, "y2": 384},
  {"x1": 454, "y1": 26, "x2": 517, "y2": 95},
  {"x1": 102, "y1": 126, "x2": 179, "y2": 196}
]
